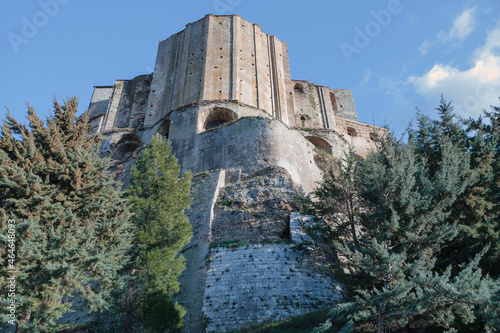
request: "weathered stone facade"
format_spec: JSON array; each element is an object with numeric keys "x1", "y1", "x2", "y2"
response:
[{"x1": 87, "y1": 14, "x2": 384, "y2": 332}]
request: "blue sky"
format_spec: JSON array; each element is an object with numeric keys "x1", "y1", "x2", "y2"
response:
[{"x1": 1, "y1": 0, "x2": 499, "y2": 135}]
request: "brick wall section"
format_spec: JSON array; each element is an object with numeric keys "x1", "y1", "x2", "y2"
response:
[
  {"x1": 202, "y1": 243, "x2": 343, "y2": 332},
  {"x1": 334, "y1": 116, "x2": 386, "y2": 158}
]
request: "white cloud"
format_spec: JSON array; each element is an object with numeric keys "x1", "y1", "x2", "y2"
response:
[
  {"x1": 360, "y1": 69, "x2": 372, "y2": 86},
  {"x1": 419, "y1": 7, "x2": 476, "y2": 55},
  {"x1": 408, "y1": 26, "x2": 500, "y2": 117},
  {"x1": 449, "y1": 7, "x2": 476, "y2": 40}
]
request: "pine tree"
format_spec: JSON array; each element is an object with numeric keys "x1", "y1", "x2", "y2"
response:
[
  {"x1": 125, "y1": 133, "x2": 192, "y2": 332},
  {"x1": 307, "y1": 133, "x2": 500, "y2": 332},
  {"x1": 0, "y1": 98, "x2": 133, "y2": 331}
]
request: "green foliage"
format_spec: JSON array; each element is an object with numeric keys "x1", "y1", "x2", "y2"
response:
[
  {"x1": 423, "y1": 98, "x2": 500, "y2": 279},
  {"x1": 0, "y1": 97, "x2": 133, "y2": 331},
  {"x1": 125, "y1": 133, "x2": 192, "y2": 331},
  {"x1": 304, "y1": 98, "x2": 500, "y2": 332},
  {"x1": 139, "y1": 289, "x2": 185, "y2": 333}
]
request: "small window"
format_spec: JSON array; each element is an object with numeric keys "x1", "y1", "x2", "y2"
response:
[
  {"x1": 346, "y1": 127, "x2": 357, "y2": 137},
  {"x1": 294, "y1": 83, "x2": 304, "y2": 93},
  {"x1": 369, "y1": 132, "x2": 379, "y2": 141}
]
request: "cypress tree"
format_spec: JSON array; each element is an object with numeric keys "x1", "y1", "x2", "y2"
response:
[
  {"x1": 0, "y1": 98, "x2": 133, "y2": 331},
  {"x1": 125, "y1": 133, "x2": 192, "y2": 332}
]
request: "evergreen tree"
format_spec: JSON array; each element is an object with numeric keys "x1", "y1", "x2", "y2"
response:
[
  {"x1": 448, "y1": 102, "x2": 500, "y2": 278},
  {"x1": 0, "y1": 98, "x2": 133, "y2": 331},
  {"x1": 408, "y1": 98, "x2": 500, "y2": 279},
  {"x1": 125, "y1": 133, "x2": 192, "y2": 333},
  {"x1": 307, "y1": 133, "x2": 500, "y2": 332}
]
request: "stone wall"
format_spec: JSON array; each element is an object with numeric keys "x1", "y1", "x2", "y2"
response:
[
  {"x1": 330, "y1": 89, "x2": 357, "y2": 121},
  {"x1": 88, "y1": 86, "x2": 113, "y2": 134},
  {"x1": 141, "y1": 101, "x2": 323, "y2": 194},
  {"x1": 88, "y1": 75, "x2": 152, "y2": 133},
  {"x1": 212, "y1": 166, "x2": 301, "y2": 243},
  {"x1": 177, "y1": 170, "x2": 226, "y2": 333},
  {"x1": 334, "y1": 116, "x2": 385, "y2": 158},
  {"x1": 202, "y1": 242, "x2": 342, "y2": 332},
  {"x1": 143, "y1": 14, "x2": 293, "y2": 128}
]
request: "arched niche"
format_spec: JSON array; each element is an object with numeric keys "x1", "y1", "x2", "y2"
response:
[
  {"x1": 305, "y1": 136, "x2": 333, "y2": 155},
  {"x1": 346, "y1": 127, "x2": 357, "y2": 137},
  {"x1": 294, "y1": 83, "x2": 304, "y2": 93},
  {"x1": 158, "y1": 119, "x2": 171, "y2": 138},
  {"x1": 199, "y1": 107, "x2": 238, "y2": 132},
  {"x1": 112, "y1": 133, "x2": 143, "y2": 160}
]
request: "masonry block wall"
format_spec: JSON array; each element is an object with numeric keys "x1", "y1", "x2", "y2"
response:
[{"x1": 203, "y1": 243, "x2": 342, "y2": 332}]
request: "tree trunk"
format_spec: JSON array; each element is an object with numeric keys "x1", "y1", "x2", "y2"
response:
[
  {"x1": 377, "y1": 305, "x2": 385, "y2": 333},
  {"x1": 377, "y1": 281, "x2": 388, "y2": 333},
  {"x1": 124, "y1": 251, "x2": 141, "y2": 333},
  {"x1": 15, "y1": 310, "x2": 31, "y2": 333}
]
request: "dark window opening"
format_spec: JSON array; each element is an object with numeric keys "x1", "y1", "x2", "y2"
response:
[
  {"x1": 202, "y1": 107, "x2": 238, "y2": 132},
  {"x1": 112, "y1": 134, "x2": 143, "y2": 160},
  {"x1": 346, "y1": 127, "x2": 357, "y2": 137},
  {"x1": 294, "y1": 83, "x2": 304, "y2": 93},
  {"x1": 158, "y1": 119, "x2": 171, "y2": 138}
]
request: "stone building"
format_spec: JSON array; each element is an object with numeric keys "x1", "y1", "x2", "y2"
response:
[{"x1": 88, "y1": 14, "x2": 384, "y2": 333}]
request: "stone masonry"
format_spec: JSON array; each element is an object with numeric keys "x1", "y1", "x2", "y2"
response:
[{"x1": 203, "y1": 243, "x2": 343, "y2": 332}]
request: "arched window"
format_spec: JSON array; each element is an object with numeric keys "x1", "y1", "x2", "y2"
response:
[
  {"x1": 294, "y1": 83, "x2": 304, "y2": 93},
  {"x1": 305, "y1": 136, "x2": 333, "y2": 155},
  {"x1": 199, "y1": 107, "x2": 238, "y2": 132},
  {"x1": 158, "y1": 119, "x2": 171, "y2": 138},
  {"x1": 112, "y1": 134, "x2": 143, "y2": 160},
  {"x1": 346, "y1": 127, "x2": 357, "y2": 137}
]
